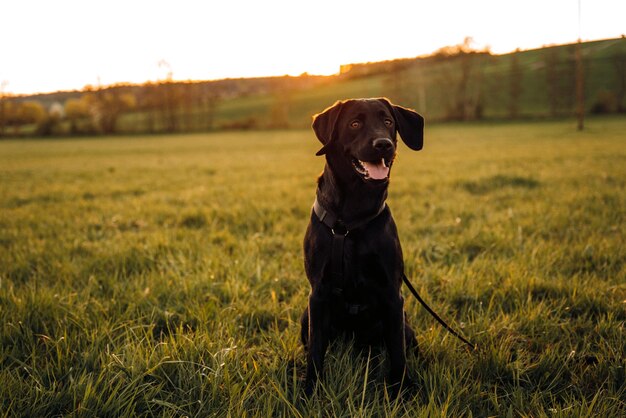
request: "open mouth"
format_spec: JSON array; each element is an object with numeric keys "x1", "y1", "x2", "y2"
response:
[{"x1": 352, "y1": 158, "x2": 392, "y2": 180}]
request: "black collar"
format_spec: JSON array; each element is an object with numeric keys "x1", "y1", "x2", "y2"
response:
[{"x1": 313, "y1": 197, "x2": 387, "y2": 235}]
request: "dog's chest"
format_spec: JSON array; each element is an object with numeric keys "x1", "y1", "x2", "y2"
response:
[{"x1": 329, "y1": 238, "x2": 394, "y2": 310}]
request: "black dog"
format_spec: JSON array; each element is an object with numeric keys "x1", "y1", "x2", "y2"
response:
[{"x1": 300, "y1": 98, "x2": 425, "y2": 396}]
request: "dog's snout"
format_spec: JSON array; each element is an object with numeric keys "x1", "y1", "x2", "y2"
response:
[{"x1": 373, "y1": 138, "x2": 394, "y2": 152}]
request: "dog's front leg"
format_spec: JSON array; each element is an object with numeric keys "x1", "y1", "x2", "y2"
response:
[
  {"x1": 383, "y1": 292, "x2": 408, "y2": 394},
  {"x1": 304, "y1": 289, "x2": 330, "y2": 396}
]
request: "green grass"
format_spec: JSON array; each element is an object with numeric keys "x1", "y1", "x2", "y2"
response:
[{"x1": 1, "y1": 117, "x2": 625, "y2": 416}]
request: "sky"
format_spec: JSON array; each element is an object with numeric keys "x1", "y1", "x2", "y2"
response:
[{"x1": 1, "y1": 0, "x2": 625, "y2": 95}]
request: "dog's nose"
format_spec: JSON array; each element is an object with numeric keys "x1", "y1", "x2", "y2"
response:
[{"x1": 373, "y1": 138, "x2": 394, "y2": 152}]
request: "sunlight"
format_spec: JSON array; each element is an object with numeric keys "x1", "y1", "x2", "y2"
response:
[{"x1": 1, "y1": 0, "x2": 625, "y2": 94}]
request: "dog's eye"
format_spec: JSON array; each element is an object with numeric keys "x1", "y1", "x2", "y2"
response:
[
  {"x1": 350, "y1": 120, "x2": 361, "y2": 129},
  {"x1": 384, "y1": 119, "x2": 393, "y2": 127}
]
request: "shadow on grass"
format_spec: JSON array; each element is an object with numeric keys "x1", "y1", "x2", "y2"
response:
[{"x1": 459, "y1": 175, "x2": 541, "y2": 195}]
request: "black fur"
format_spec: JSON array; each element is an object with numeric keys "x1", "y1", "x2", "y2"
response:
[{"x1": 301, "y1": 98, "x2": 425, "y2": 396}]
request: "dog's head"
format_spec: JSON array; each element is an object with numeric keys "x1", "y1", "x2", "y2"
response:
[{"x1": 312, "y1": 98, "x2": 424, "y2": 184}]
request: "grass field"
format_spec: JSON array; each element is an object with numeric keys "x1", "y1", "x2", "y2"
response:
[{"x1": 1, "y1": 118, "x2": 625, "y2": 416}]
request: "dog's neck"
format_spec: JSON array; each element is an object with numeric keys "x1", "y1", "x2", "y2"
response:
[{"x1": 316, "y1": 163, "x2": 388, "y2": 224}]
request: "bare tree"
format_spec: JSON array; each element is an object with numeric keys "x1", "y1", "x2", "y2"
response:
[
  {"x1": 198, "y1": 84, "x2": 219, "y2": 131},
  {"x1": 508, "y1": 49, "x2": 523, "y2": 119},
  {"x1": 382, "y1": 63, "x2": 415, "y2": 106},
  {"x1": 544, "y1": 48, "x2": 560, "y2": 117},
  {"x1": 139, "y1": 82, "x2": 160, "y2": 133},
  {"x1": 156, "y1": 60, "x2": 182, "y2": 133},
  {"x1": 434, "y1": 37, "x2": 488, "y2": 121},
  {"x1": 575, "y1": 40, "x2": 584, "y2": 130},
  {"x1": 0, "y1": 81, "x2": 8, "y2": 137},
  {"x1": 81, "y1": 86, "x2": 135, "y2": 134},
  {"x1": 161, "y1": 81, "x2": 182, "y2": 133},
  {"x1": 181, "y1": 83, "x2": 194, "y2": 132},
  {"x1": 544, "y1": 46, "x2": 576, "y2": 117},
  {"x1": 270, "y1": 79, "x2": 292, "y2": 129},
  {"x1": 612, "y1": 50, "x2": 626, "y2": 112}
]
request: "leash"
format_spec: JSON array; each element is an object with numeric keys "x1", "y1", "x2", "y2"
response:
[
  {"x1": 402, "y1": 274, "x2": 476, "y2": 351},
  {"x1": 313, "y1": 197, "x2": 477, "y2": 351}
]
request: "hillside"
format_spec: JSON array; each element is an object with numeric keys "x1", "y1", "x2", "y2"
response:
[
  {"x1": 1, "y1": 38, "x2": 625, "y2": 136},
  {"x1": 199, "y1": 37, "x2": 625, "y2": 129}
]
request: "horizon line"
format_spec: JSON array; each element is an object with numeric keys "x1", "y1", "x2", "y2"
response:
[{"x1": 4, "y1": 35, "x2": 624, "y2": 98}]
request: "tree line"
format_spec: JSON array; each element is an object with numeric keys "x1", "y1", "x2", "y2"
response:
[
  {"x1": 381, "y1": 37, "x2": 626, "y2": 122},
  {"x1": 0, "y1": 74, "x2": 326, "y2": 137},
  {"x1": 1, "y1": 38, "x2": 624, "y2": 137},
  {"x1": 0, "y1": 80, "x2": 219, "y2": 137}
]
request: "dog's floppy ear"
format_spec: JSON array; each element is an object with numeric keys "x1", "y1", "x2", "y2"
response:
[
  {"x1": 378, "y1": 98, "x2": 424, "y2": 151},
  {"x1": 312, "y1": 100, "x2": 344, "y2": 156}
]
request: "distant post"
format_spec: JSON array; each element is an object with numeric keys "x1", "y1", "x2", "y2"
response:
[
  {"x1": 575, "y1": 0, "x2": 584, "y2": 130},
  {"x1": 575, "y1": 39, "x2": 584, "y2": 131}
]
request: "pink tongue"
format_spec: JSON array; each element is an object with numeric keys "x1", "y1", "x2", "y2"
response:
[{"x1": 362, "y1": 160, "x2": 389, "y2": 180}]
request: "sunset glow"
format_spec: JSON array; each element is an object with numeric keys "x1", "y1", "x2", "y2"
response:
[{"x1": 1, "y1": 0, "x2": 625, "y2": 95}]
